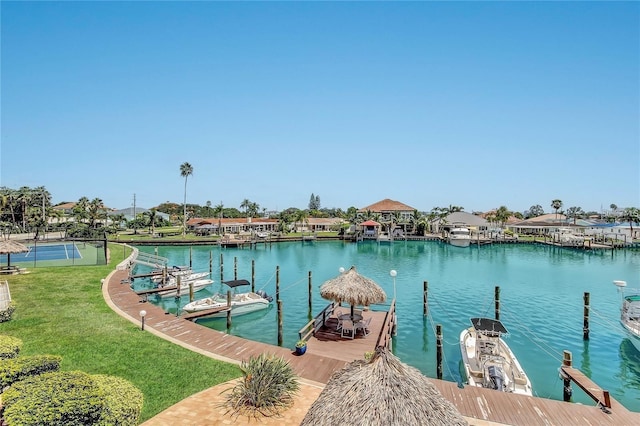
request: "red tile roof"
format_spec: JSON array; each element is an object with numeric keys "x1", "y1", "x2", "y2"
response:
[{"x1": 358, "y1": 199, "x2": 416, "y2": 212}]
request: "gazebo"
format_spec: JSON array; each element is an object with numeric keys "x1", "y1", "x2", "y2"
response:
[
  {"x1": 320, "y1": 266, "x2": 387, "y2": 321},
  {"x1": 0, "y1": 240, "x2": 28, "y2": 270},
  {"x1": 301, "y1": 347, "x2": 468, "y2": 425}
]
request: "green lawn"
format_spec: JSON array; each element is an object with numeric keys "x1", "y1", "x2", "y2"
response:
[{"x1": 0, "y1": 244, "x2": 241, "y2": 422}]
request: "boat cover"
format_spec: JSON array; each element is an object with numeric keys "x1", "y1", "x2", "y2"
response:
[
  {"x1": 470, "y1": 317, "x2": 508, "y2": 336},
  {"x1": 222, "y1": 279, "x2": 251, "y2": 288}
]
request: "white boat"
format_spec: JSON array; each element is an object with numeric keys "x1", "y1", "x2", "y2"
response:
[
  {"x1": 156, "y1": 278, "x2": 214, "y2": 298},
  {"x1": 614, "y1": 280, "x2": 640, "y2": 353},
  {"x1": 151, "y1": 266, "x2": 195, "y2": 283},
  {"x1": 182, "y1": 279, "x2": 272, "y2": 319},
  {"x1": 460, "y1": 317, "x2": 533, "y2": 396},
  {"x1": 153, "y1": 271, "x2": 210, "y2": 285},
  {"x1": 377, "y1": 232, "x2": 392, "y2": 243},
  {"x1": 448, "y1": 225, "x2": 471, "y2": 247},
  {"x1": 551, "y1": 227, "x2": 584, "y2": 246}
]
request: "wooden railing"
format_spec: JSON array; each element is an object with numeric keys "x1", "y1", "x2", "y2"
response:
[
  {"x1": 375, "y1": 299, "x2": 396, "y2": 350},
  {"x1": 298, "y1": 303, "x2": 335, "y2": 341}
]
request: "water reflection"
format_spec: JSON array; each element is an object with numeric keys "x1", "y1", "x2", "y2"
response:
[
  {"x1": 619, "y1": 339, "x2": 640, "y2": 390},
  {"x1": 580, "y1": 339, "x2": 592, "y2": 377}
]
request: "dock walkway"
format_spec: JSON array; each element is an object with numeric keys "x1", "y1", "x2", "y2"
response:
[{"x1": 104, "y1": 267, "x2": 640, "y2": 425}]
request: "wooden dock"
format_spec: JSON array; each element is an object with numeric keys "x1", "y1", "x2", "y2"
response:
[
  {"x1": 135, "y1": 285, "x2": 178, "y2": 297},
  {"x1": 105, "y1": 267, "x2": 640, "y2": 425},
  {"x1": 304, "y1": 312, "x2": 387, "y2": 362},
  {"x1": 181, "y1": 306, "x2": 231, "y2": 321}
]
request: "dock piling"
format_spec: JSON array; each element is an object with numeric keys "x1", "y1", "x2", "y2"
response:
[
  {"x1": 251, "y1": 260, "x2": 255, "y2": 293},
  {"x1": 583, "y1": 292, "x2": 590, "y2": 340},
  {"x1": 423, "y1": 280, "x2": 428, "y2": 316},
  {"x1": 276, "y1": 265, "x2": 280, "y2": 302},
  {"x1": 277, "y1": 300, "x2": 283, "y2": 346},
  {"x1": 234, "y1": 256, "x2": 237, "y2": 280},
  {"x1": 308, "y1": 271, "x2": 313, "y2": 321},
  {"x1": 563, "y1": 350, "x2": 573, "y2": 402},
  {"x1": 220, "y1": 253, "x2": 224, "y2": 282},
  {"x1": 436, "y1": 324, "x2": 443, "y2": 380},
  {"x1": 226, "y1": 290, "x2": 232, "y2": 329}
]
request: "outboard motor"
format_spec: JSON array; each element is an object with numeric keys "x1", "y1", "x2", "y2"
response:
[
  {"x1": 488, "y1": 365, "x2": 505, "y2": 391},
  {"x1": 256, "y1": 290, "x2": 273, "y2": 302}
]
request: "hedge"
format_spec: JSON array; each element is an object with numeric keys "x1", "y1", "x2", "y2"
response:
[
  {"x1": 0, "y1": 303, "x2": 15, "y2": 323},
  {"x1": 2, "y1": 371, "x2": 105, "y2": 426},
  {"x1": 93, "y1": 374, "x2": 143, "y2": 426},
  {"x1": 0, "y1": 335, "x2": 22, "y2": 359},
  {"x1": 0, "y1": 354, "x2": 62, "y2": 388},
  {"x1": 1, "y1": 370, "x2": 143, "y2": 426}
]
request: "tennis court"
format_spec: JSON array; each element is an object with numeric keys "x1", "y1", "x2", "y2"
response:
[
  {"x1": 0, "y1": 241, "x2": 106, "y2": 267},
  {"x1": 21, "y1": 243, "x2": 83, "y2": 261}
]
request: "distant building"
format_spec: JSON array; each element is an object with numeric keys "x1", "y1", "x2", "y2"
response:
[
  {"x1": 52, "y1": 202, "x2": 77, "y2": 215},
  {"x1": 109, "y1": 207, "x2": 169, "y2": 222},
  {"x1": 358, "y1": 199, "x2": 416, "y2": 222},
  {"x1": 432, "y1": 211, "x2": 489, "y2": 235}
]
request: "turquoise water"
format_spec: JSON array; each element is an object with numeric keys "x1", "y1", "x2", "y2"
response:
[{"x1": 133, "y1": 241, "x2": 640, "y2": 412}]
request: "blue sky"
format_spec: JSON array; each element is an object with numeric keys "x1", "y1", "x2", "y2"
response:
[{"x1": 1, "y1": 1, "x2": 638, "y2": 214}]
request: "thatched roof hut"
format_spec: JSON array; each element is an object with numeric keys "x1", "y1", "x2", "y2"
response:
[
  {"x1": 320, "y1": 266, "x2": 387, "y2": 320},
  {"x1": 0, "y1": 240, "x2": 28, "y2": 268},
  {"x1": 301, "y1": 347, "x2": 467, "y2": 426}
]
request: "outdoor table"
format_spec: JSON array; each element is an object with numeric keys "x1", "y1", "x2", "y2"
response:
[{"x1": 339, "y1": 313, "x2": 363, "y2": 323}]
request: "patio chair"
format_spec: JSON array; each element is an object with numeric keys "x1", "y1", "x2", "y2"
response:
[
  {"x1": 335, "y1": 309, "x2": 344, "y2": 330},
  {"x1": 341, "y1": 319, "x2": 356, "y2": 339},
  {"x1": 356, "y1": 317, "x2": 372, "y2": 337}
]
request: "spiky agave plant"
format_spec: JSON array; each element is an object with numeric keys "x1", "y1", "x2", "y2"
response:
[{"x1": 224, "y1": 353, "x2": 299, "y2": 417}]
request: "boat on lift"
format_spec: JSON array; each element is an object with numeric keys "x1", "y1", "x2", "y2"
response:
[
  {"x1": 460, "y1": 317, "x2": 533, "y2": 396},
  {"x1": 182, "y1": 279, "x2": 273, "y2": 319}
]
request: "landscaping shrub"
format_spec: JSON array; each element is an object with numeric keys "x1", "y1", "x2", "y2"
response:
[
  {"x1": 0, "y1": 335, "x2": 22, "y2": 359},
  {"x1": 93, "y1": 374, "x2": 143, "y2": 426},
  {"x1": 223, "y1": 353, "x2": 299, "y2": 418},
  {"x1": 0, "y1": 303, "x2": 16, "y2": 323},
  {"x1": 0, "y1": 354, "x2": 61, "y2": 388},
  {"x1": 2, "y1": 371, "x2": 105, "y2": 426}
]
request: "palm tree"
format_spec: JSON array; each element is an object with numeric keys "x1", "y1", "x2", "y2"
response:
[
  {"x1": 213, "y1": 201, "x2": 224, "y2": 235},
  {"x1": 494, "y1": 206, "x2": 511, "y2": 229},
  {"x1": 620, "y1": 207, "x2": 640, "y2": 241},
  {"x1": 277, "y1": 211, "x2": 292, "y2": 234},
  {"x1": 551, "y1": 199, "x2": 563, "y2": 221},
  {"x1": 109, "y1": 213, "x2": 126, "y2": 234},
  {"x1": 73, "y1": 197, "x2": 90, "y2": 225},
  {"x1": 248, "y1": 202, "x2": 260, "y2": 219},
  {"x1": 565, "y1": 206, "x2": 584, "y2": 225},
  {"x1": 143, "y1": 209, "x2": 159, "y2": 235},
  {"x1": 87, "y1": 198, "x2": 106, "y2": 228},
  {"x1": 294, "y1": 210, "x2": 309, "y2": 233},
  {"x1": 240, "y1": 199, "x2": 251, "y2": 217},
  {"x1": 179, "y1": 162, "x2": 193, "y2": 236}
]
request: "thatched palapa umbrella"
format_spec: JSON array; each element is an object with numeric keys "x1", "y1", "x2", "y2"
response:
[
  {"x1": 0, "y1": 240, "x2": 28, "y2": 269},
  {"x1": 319, "y1": 265, "x2": 386, "y2": 321},
  {"x1": 301, "y1": 347, "x2": 468, "y2": 426}
]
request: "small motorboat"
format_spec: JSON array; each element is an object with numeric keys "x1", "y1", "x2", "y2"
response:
[
  {"x1": 156, "y1": 278, "x2": 214, "y2": 298},
  {"x1": 153, "y1": 271, "x2": 210, "y2": 286},
  {"x1": 182, "y1": 279, "x2": 273, "y2": 319},
  {"x1": 460, "y1": 317, "x2": 533, "y2": 396}
]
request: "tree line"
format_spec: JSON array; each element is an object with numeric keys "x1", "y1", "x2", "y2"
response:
[{"x1": 1, "y1": 183, "x2": 638, "y2": 238}]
